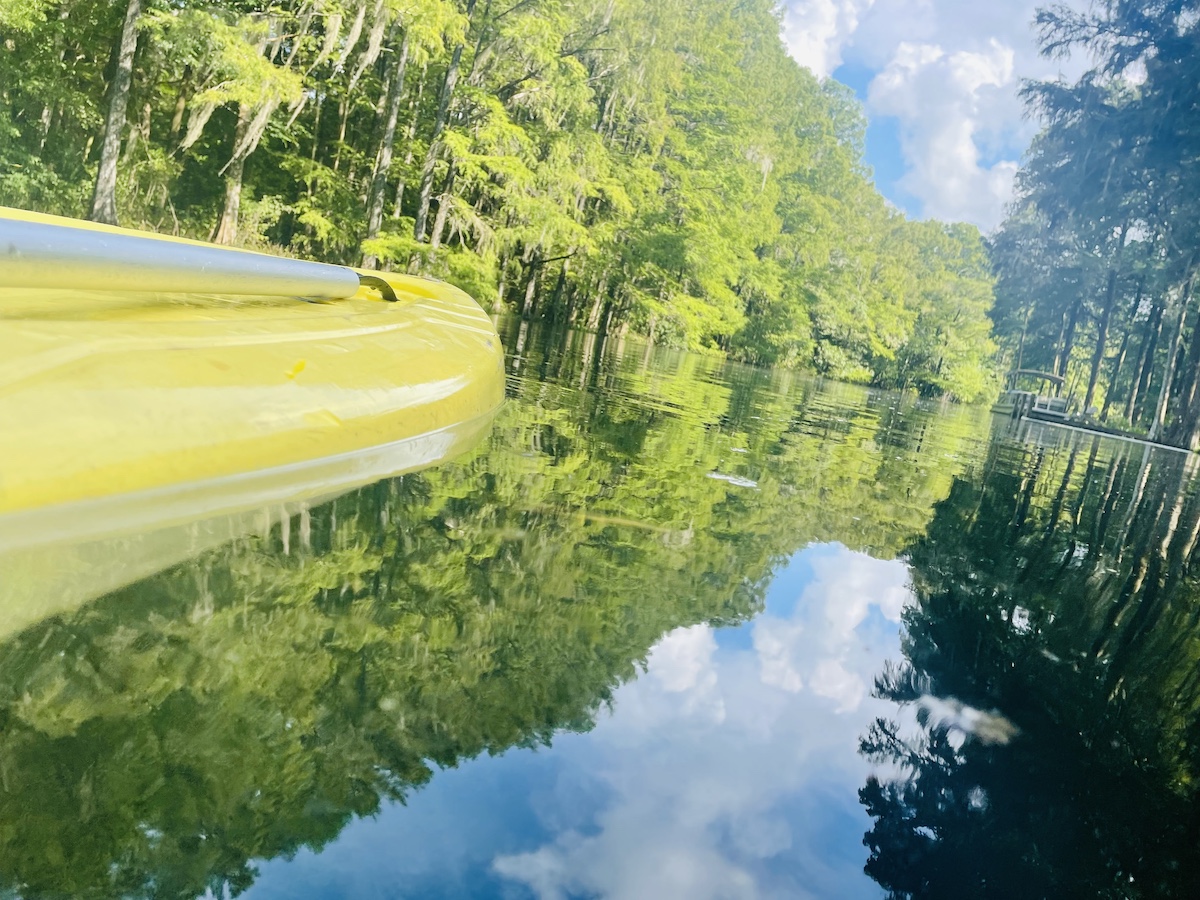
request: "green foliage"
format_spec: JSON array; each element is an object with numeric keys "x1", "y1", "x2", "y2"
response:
[
  {"x1": 0, "y1": 0, "x2": 53, "y2": 30},
  {"x1": 0, "y1": 0, "x2": 997, "y2": 397}
]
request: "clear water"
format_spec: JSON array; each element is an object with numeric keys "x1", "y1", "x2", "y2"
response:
[{"x1": 3, "y1": 319, "x2": 1199, "y2": 898}]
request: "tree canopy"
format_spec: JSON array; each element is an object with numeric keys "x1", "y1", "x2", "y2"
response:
[
  {"x1": 0, "y1": 0, "x2": 997, "y2": 398},
  {"x1": 990, "y1": 0, "x2": 1200, "y2": 443}
]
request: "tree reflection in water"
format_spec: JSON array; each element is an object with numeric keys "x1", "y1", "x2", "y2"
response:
[
  {"x1": 862, "y1": 437, "x2": 1200, "y2": 898},
  {"x1": 0, "y1": 327, "x2": 989, "y2": 899}
]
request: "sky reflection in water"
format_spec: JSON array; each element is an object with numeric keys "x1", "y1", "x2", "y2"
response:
[{"x1": 247, "y1": 544, "x2": 907, "y2": 900}]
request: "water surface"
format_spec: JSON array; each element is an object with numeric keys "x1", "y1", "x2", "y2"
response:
[{"x1": 3, "y1": 321, "x2": 1200, "y2": 898}]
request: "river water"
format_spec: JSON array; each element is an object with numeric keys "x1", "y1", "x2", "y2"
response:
[{"x1": 3, "y1": 318, "x2": 1200, "y2": 898}]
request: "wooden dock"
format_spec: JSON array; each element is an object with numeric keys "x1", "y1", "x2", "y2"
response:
[{"x1": 992, "y1": 388, "x2": 1188, "y2": 451}]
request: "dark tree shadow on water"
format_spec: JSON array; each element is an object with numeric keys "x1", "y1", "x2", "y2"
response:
[{"x1": 861, "y1": 440, "x2": 1200, "y2": 898}]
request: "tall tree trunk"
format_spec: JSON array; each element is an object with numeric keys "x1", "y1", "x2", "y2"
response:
[
  {"x1": 213, "y1": 105, "x2": 251, "y2": 245},
  {"x1": 413, "y1": 0, "x2": 479, "y2": 242},
  {"x1": 37, "y1": 105, "x2": 53, "y2": 153},
  {"x1": 168, "y1": 66, "x2": 191, "y2": 141},
  {"x1": 1056, "y1": 298, "x2": 1082, "y2": 386},
  {"x1": 1083, "y1": 268, "x2": 1118, "y2": 410},
  {"x1": 332, "y1": 99, "x2": 349, "y2": 172},
  {"x1": 1083, "y1": 222, "x2": 1129, "y2": 410},
  {"x1": 521, "y1": 250, "x2": 541, "y2": 318},
  {"x1": 213, "y1": 154, "x2": 246, "y2": 245},
  {"x1": 1174, "y1": 259, "x2": 1200, "y2": 421},
  {"x1": 40, "y1": 6, "x2": 70, "y2": 154},
  {"x1": 1051, "y1": 309, "x2": 1068, "y2": 381},
  {"x1": 1015, "y1": 304, "x2": 1031, "y2": 373},
  {"x1": 597, "y1": 294, "x2": 617, "y2": 338},
  {"x1": 1128, "y1": 302, "x2": 1163, "y2": 425},
  {"x1": 585, "y1": 270, "x2": 611, "y2": 330},
  {"x1": 310, "y1": 92, "x2": 324, "y2": 161},
  {"x1": 393, "y1": 65, "x2": 427, "y2": 219},
  {"x1": 1148, "y1": 273, "x2": 1196, "y2": 442},
  {"x1": 1166, "y1": 275, "x2": 1200, "y2": 449},
  {"x1": 212, "y1": 100, "x2": 278, "y2": 245},
  {"x1": 1168, "y1": 306, "x2": 1200, "y2": 442},
  {"x1": 1101, "y1": 281, "x2": 1144, "y2": 421},
  {"x1": 429, "y1": 163, "x2": 457, "y2": 251},
  {"x1": 548, "y1": 260, "x2": 570, "y2": 325},
  {"x1": 362, "y1": 32, "x2": 410, "y2": 267},
  {"x1": 89, "y1": 0, "x2": 141, "y2": 225}
]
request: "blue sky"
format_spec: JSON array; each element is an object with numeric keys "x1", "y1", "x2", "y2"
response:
[{"x1": 779, "y1": 0, "x2": 1088, "y2": 231}]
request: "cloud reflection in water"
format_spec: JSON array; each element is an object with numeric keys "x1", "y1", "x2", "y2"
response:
[{"x1": 247, "y1": 543, "x2": 912, "y2": 899}]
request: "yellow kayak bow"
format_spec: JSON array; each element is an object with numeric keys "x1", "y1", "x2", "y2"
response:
[{"x1": 0, "y1": 207, "x2": 505, "y2": 552}]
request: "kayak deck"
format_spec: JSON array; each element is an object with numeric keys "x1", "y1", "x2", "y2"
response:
[{"x1": 0, "y1": 216, "x2": 505, "y2": 535}]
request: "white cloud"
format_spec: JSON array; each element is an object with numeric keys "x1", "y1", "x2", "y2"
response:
[
  {"x1": 868, "y1": 39, "x2": 1018, "y2": 228},
  {"x1": 782, "y1": 0, "x2": 877, "y2": 78},
  {"x1": 780, "y1": 0, "x2": 1089, "y2": 229}
]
